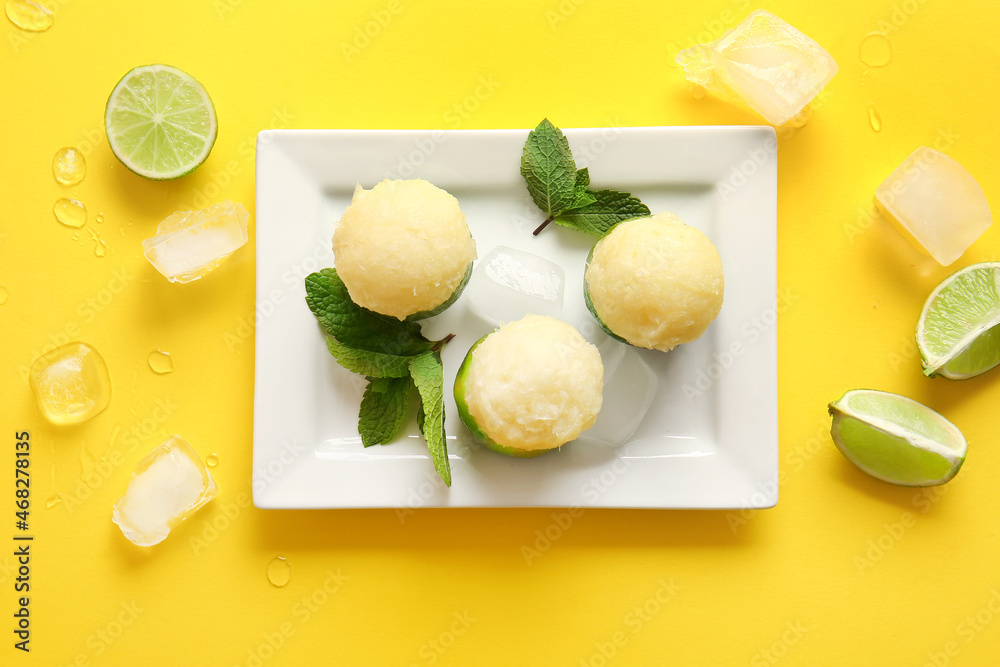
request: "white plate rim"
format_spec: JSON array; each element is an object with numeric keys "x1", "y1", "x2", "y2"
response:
[{"x1": 252, "y1": 126, "x2": 778, "y2": 510}]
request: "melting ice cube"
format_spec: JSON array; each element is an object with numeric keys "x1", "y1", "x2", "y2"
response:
[
  {"x1": 142, "y1": 200, "x2": 249, "y2": 283},
  {"x1": 467, "y1": 245, "x2": 564, "y2": 326},
  {"x1": 677, "y1": 9, "x2": 838, "y2": 126},
  {"x1": 578, "y1": 339, "x2": 659, "y2": 447},
  {"x1": 875, "y1": 147, "x2": 992, "y2": 266},
  {"x1": 29, "y1": 342, "x2": 111, "y2": 425},
  {"x1": 113, "y1": 435, "x2": 218, "y2": 547}
]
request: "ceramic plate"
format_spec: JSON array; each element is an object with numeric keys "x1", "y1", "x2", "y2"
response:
[{"x1": 253, "y1": 126, "x2": 778, "y2": 509}]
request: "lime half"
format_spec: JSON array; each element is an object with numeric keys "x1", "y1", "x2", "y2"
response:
[
  {"x1": 917, "y1": 262, "x2": 1000, "y2": 380},
  {"x1": 828, "y1": 389, "x2": 967, "y2": 487},
  {"x1": 105, "y1": 64, "x2": 217, "y2": 180}
]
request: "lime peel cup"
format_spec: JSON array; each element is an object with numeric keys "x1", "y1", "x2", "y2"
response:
[
  {"x1": 676, "y1": 9, "x2": 838, "y2": 126},
  {"x1": 875, "y1": 147, "x2": 992, "y2": 266}
]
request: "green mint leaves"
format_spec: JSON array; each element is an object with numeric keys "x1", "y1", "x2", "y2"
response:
[
  {"x1": 305, "y1": 268, "x2": 452, "y2": 485},
  {"x1": 554, "y1": 189, "x2": 651, "y2": 236},
  {"x1": 359, "y1": 377, "x2": 412, "y2": 447},
  {"x1": 520, "y1": 118, "x2": 650, "y2": 236},
  {"x1": 409, "y1": 352, "x2": 450, "y2": 486}
]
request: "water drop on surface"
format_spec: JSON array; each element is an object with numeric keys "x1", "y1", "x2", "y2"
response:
[
  {"x1": 0, "y1": 285, "x2": 8, "y2": 305},
  {"x1": 206, "y1": 453, "x2": 219, "y2": 467},
  {"x1": 868, "y1": 104, "x2": 882, "y2": 132},
  {"x1": 52, "y1": 147, "x2": 86, "y2": 185},
  {"x1": 5, "y1": 0, "x2": 53, "y2": 31},
  {"x1": 147, "y1": 349, "x2": 173, "y2": 374},
  {"x1": 54, "y1": 198, "x2": 86, "y2": 228},
  {"x1": 860, "y1": 32, "x2": 892, "y2": 68},
  {"x1": 267, "y1": 557, "x2": 291, "y2": 587},
  {"x1": 96, "y1": 213, "x2": 104, "y2": 223},
  {"x1": 46, "y1": 494, "x2": 62, "y2": 509},
  {"x1": 787, "y1": 106, "x2": 811, "y2": 129},
  {"x1": 94, "y1": 240, "x2": 107, "y2": 257}
]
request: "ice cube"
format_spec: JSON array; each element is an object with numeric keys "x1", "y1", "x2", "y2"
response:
[
  {"x1": 875, "y1": 147, "x2": 992, "y2": 265},
  {"x1": 467, "y1": 245, "x2": 564, "y2": 326},
  {"x1": 578, "y1": 340, "x2": 658, "y2": 447},
  {"x1": 677, "y1": 9, "x2": 838, "y2": 126},
  {"x1": 29, "y1": 342, "x2": 111, "y2": 425},
  {"x1": 142, "y1": 200, "x2": 249, "y2": 283},
  {"x1": 113, "y1": 435, "x2": 218, "y2": 547}
]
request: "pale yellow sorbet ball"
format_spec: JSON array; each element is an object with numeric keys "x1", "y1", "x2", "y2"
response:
[
  {"x1": 465, "y1": 315, "x2": 604, "y2": 452},
  {"x1": 585, "y1": 212, "x2": 724, "y2": 351},
  {"x1": 332, "y1": 179, "x2": 477, "y2": 319}
]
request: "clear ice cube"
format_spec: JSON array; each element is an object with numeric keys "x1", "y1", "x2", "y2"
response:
[
  {"x1": 112, "y1": 435, "x2": 218, "y2": 547},
  {"x1": 142, "y1": 200, "x2": 249, "y2": 283},
  {"x1": 467, "y1": 245, "x2": 564, "y2": 326},
  {"x1": 677, "y1": 9, "x2": 838, "y2": 126},
  {"x1": 29, "y1": 342, "x2": 111, "y2": 425},
  {"x1": 875, "y1": 147, "x2": 992, "y2": 266},
  {"x1": 578, "y1": 339, "x2": 659, "y2": 447}
]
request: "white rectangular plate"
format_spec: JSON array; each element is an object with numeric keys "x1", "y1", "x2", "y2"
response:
[{"x1": 253, "y1": 126, "x2": 778, "y2": 509}]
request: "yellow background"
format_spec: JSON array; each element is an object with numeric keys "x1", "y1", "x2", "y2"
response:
[{"x1": 2, "y1": 0, "x2": 999, "y2": 664}]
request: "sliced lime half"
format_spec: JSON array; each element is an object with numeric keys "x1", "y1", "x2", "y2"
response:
[
  {"x1": 105, "y1": 64, "x2": 217, "y2": 180},
  {"x1": 917, "y1": 262, "x2": 1000, "y2": 380},
  {"x1": 828, "y1": 389, "x2": 967, "y2": 487}
]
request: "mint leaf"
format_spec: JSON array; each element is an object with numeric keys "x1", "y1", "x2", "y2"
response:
[
  {"x1": 555, "y1": 189, "x2": 651, "y2": 236},
  {"x1": 325, "y1": 337, "x2": 413, "y2": 378},
  {"x1": 570, "y1": 183, "x2": 597, "y2": 210},
  {"x1": 409, "y1": 351, "x2": 450, "y2": 486},
  {"x1": 520, "y1": 119, "x2": 581, "y2": 218},
  {"x1": 359, "y1": 376, "x2": 412, "y2": 447},
  {"x1": 305, "y1": 268, "x2": 431, "y2": 356},
  {"x1": 575, "y1": 167, "x2": 590, "y2": 189}
]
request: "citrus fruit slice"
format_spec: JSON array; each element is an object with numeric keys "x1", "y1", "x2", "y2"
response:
[
  {"x1": 105, "y1": 64, "x2": 217, "y2": 180},
  {"x1": 917, "y1": 262, "x2": 1000, "y2": 380},
  {"x1": 828, "y1": 389, "x2": 967, "y2": 487}
]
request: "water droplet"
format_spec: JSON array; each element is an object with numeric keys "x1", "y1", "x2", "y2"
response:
[
  {"x1": 860, "y1": 32, "x2": 892, "y2": 68},
  {"x1": 52, "y1": 147, "x2": 86, "y2": 186},
  {"x1": 147, "y1": 349, "x2": 173, "y2": 374},
  {"x1": 85, "y1": 227, "x2": 106, "y2": 257},
  {"x1": 45, "y1": 493, "x2": 62, "y2": 509},
  {"x1": 96, "y1": 213, "x2": 104, "y2": 224},
  {"x1": 0, "y1": 285, "x2": 8, "y2": 305},
  {"x1": 267, "y1": 557, "x2": 291, "y2": 587},
  {"x1": 53, "y1": 198, "x2": 86, "y2": 228},
  {"x1": 206, "y1": 453, "x2": 219, "y2": 467},
  {"x1": 868, "y1": 104, "x2": 882, "y2": 132},
  {"x1": 788, "y1": 106, "x2": 811, "y2": 129},
  {"x1": 5, "y1": 0, "x2": 53, "y2": 32}
]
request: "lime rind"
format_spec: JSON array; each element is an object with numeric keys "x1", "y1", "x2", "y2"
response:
[
  {"x1": 406, "y1": 262, "x2": 473, "y2": 321},
  {"x1": 105, "y1": 64, "x2": 218, "y2": 181},
  {"x1": 453, "y1": 334, "x2": 555, "y2": 459},
  {"x1": 917, "y1": 262, "x2": 1000, "y2": 380},
  {"x1": 828, "y1": 389, "x2": 967, "y2": 487}
]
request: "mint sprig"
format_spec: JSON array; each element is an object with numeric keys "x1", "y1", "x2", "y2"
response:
[
  {"x1": 305, "y1": 268, "x2": 453, "y2": 485},
  {"x1": 520, "y1": 119, "x2": 650, "y2": 236}
]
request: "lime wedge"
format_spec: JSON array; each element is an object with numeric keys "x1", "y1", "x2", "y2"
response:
[
  {"x1": 917, "y1": 262, "x2": 1000, "y2": 380},
  {"x1": 828, "y1": 389, "x2": 967, "y2": 487},
  {"x1": 105, "y1": 64, "x2": 217, "y2": 180}
]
